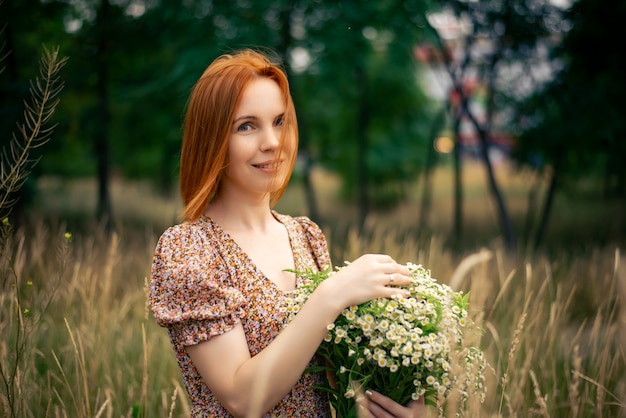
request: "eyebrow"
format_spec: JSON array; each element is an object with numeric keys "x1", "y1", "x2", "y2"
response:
[
  {"x1": 232, "y1": 115, "x2": 257, "y2": 125},
  {"x1": 232, "y1": 113, "x2": 285, "y2": 125}
]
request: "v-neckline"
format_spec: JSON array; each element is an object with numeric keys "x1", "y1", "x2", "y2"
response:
[{"x1": 201, "y1": 212, "x2": 299, "y2": 293}]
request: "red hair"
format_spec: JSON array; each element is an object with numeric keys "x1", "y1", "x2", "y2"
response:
[{"x1": 179, "y1": 49, "x2": 298, "y2": 221}]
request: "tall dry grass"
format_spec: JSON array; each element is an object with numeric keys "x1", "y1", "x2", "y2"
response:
[
  {"x1": 1, "y1": 164, "x2": 624, "y2": 417},
  {"x1": 1, "y1": 214, "x2": 624, "y2": 417},
  {"x1": 0, "y1": 218, "x2": 188, "y2": 417}
]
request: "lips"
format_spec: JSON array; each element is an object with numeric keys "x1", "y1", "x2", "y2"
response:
[{"x1": 252, "y1": 161, "x2": 280, "y2": 169}]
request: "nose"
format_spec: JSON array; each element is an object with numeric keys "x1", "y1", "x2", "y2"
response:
[{"x1": 260, "y1": 126, "x2": 280, "y2": 151}]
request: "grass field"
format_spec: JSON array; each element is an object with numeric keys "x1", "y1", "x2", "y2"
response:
[{"x1": 1, "y1": 161, "x2": 625, "y2": 417}]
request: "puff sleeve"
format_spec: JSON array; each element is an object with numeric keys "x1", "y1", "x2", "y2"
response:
[
  {"x1": 294, "y1": 216, "x2": 332, "y2": 272},
  {"x1": 149, "y1": 224, "x2": 247, "y2": 347}
]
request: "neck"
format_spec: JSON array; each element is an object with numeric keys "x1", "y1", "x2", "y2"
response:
[{"x1": 205, "y1": 191, "x2": 276, "y2": 232}]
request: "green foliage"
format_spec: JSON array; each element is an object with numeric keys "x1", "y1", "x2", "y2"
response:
[
  {"x1": 515, "y1": 0, "x2": 626, "y2": 197},
  {"x1": 4, "y1": 0, "x2": 624, "y2": 240},
  {"x1": 292, "y1": 0, "x2": 437, "y2": 206},
  {"x1": 3, "y1": 0, "x2": 440, "y2": 211}
]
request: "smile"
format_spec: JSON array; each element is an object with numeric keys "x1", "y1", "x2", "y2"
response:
[{"x1": 253, "y1": 162, "x2": 280, "y2": 169}]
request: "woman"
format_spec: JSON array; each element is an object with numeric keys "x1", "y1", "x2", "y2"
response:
[{"x1": 150, "y1": 49, "x2": 425, "y2": 417}]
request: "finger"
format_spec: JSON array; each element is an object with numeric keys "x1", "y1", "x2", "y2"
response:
[
  {"x1": 382, "y1": 262, "x2": 411, "y2": 275},
  {"x1": 411, "y1": 396, "x2": 425, "y2": 406},
  {"x1": 384, "y1": 270, "x2": 413, "y2": 287},
  {"x1": 367, "y1": 401, "x2": 395, "y2": 418},
  {"x1": 356, "y1": 394, "x2": 372, "y2": 418},
  {"x1": 365, "y1": 390, "x2": 405, "y2": 417},
  {"x1": 363, "y1": 254, "x2": 395, "y2": 264},
  {"x1": 377, "y1": 254, "x2": 397, "y2": 263},
  {"x1": 393, "y1": 264, "x2": 413, "y2": 278},
  {"x1": 406, "y1": 398, "x2": 427, "y2": 417}
]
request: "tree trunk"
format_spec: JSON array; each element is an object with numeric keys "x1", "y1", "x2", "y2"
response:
[
  {"x1": 427, "y1": 24, "x2": 473, "y2": 251},
  {"x1": 275, "y1": 5, "x2": 320, "y2": 223},
  {"x1": 479, "y1": 135, "x2": 514, "y2": 247},
  {"x1": 522, "y1": 174, "x2": 541, "y2": 251},
  {"x1": 418, "y1": 108, "x2": 444, "y2": 233},
  {"x1": 470, "y1": 115, "x2": 516, "y2": 251},
  {"x1": 534, "y1": 157, "x2": 561, "y2": 250},
  {"x1": 355, "y1": 64, "x2": 369, "y2": 231},
  {"x1": 95, "y1": 0, "x2": 112, "y2": 230},
  {"x1": 452, "y1": 111, "x2": 463, "y2": 250},
  {"x1": 461, "y1": 53, "x2": 517, "y2": 252},
  {"x1": 291, "y1": 103, "x2": 320, "y2": 223},
  {"x1": 427, "y1": 16, "x2": 516, "y2": 251},
  {"x1": 300, "y1": 150, "x2": 319, "y2": 222}
]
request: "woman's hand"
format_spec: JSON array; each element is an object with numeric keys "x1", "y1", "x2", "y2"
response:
[
  {"x1": 357, "y1": 390, "x2": 427, "y2": 418},
  {"x1": 320, "y1": 254, "x2": 413, "y2": 310}
]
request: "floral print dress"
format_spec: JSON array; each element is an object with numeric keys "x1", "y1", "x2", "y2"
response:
[{"x1": 149, "y1": 212, "x2": 332, "y2": 417}]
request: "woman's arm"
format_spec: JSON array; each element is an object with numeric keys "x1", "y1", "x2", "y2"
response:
[{"x1": 187, "y1": 254, "x2": 412, "y2": 417}]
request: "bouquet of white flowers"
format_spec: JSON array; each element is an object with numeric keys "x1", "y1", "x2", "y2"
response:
[{"x1": 283, "y1": 262, "x2": 486, "y2": 417}]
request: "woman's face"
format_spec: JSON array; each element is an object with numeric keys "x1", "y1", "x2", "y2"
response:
[{"x1": 222, "y1": 77, "x2": 290, "y2": 202}]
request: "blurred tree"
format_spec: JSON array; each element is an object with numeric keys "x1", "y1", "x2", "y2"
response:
[
  {"x1": 296, "y1": 0, "x2": 436, "y2": 229},
  {"x1": 515, "y1": 0, "x2": 626, "y2": 249},
  {"x1": 3, "y1": 0, "x2": 438, "y2": 231},
  {"x1": 102, "y1": 0, "x2": 219, "y2": 194},
  {"x1": 58, "y1": 0, "x2": 210, "y2": 226},
  {"x1": 424, "y1": 0, "x2": 566, "y2": 251}
]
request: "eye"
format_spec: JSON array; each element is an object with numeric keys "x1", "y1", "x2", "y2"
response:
[
  {"x1": 274, "y1": 115, "x2": 284, "y2": 127},
  {"x1": 236, "y1": 122, "x2": 253, "y2": 132}
]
